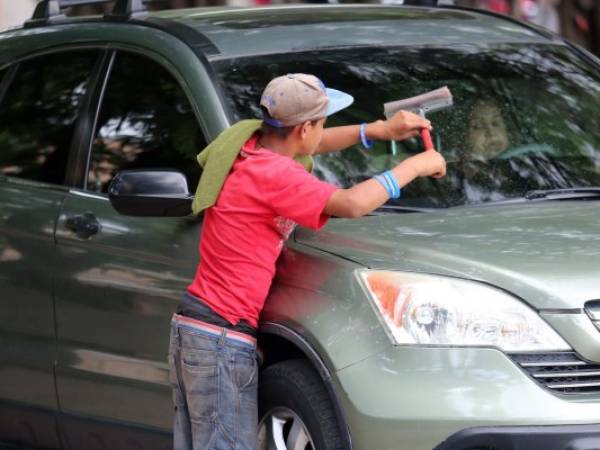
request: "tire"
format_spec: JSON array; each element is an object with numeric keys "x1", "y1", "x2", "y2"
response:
[{"x1": 258, "y1": 359, "x2": 345, "y2": 450}]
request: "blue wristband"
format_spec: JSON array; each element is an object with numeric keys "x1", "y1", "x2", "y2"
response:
[
  {"x1": 374, "y1": 174, "x2": 393, "y2": 198},
  {"x1": 383, "y1": 171, "x2": 401, "y2": 199},
  {"x1": 374, "y1": 171, "x2": 401, "y2": 199},
  {"x1": 360, "y1": 123, "x2": 373, "y2": 149},
  {"x1": 375, "y1": 170, "x2": 402, "y2": 198}
]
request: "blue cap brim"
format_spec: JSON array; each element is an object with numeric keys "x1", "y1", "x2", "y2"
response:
[{"x1": 325, "y1": 88, "x2": 354, "y2": 117}]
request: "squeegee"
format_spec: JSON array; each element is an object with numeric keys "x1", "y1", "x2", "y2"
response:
[{"x1": 384, "y1": 87, "x2": 453, "y2": 151}]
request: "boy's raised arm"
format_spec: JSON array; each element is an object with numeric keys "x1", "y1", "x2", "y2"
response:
[
  {"x1": 315, "y1": 110, "x2": 432, "y2": 154},
  {"x1": 324, "y1": 149, "x2": 446, "y2": 219}
]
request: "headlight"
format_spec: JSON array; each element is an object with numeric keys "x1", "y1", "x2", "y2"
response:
[{"x1": 358, "y1": 270, "x2": 570, "y2": 352}]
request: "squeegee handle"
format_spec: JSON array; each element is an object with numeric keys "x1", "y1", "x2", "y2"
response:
[{"x1": 421, "y1": 128, "x2": 434, "y2": 151}]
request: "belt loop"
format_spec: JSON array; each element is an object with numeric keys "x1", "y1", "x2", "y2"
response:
[
  {"x1": 170, "y1": 314, "x2": 177, "y2": 343},
  {"x1": 175, "y1": 324, "x2": 181, "y2": 347},
  {"x1": 173, "y1": 315, "x2": 182, "y2": 346},
  {"x1": 218, "y1": 328, "x2": 227, "y2": 346}
]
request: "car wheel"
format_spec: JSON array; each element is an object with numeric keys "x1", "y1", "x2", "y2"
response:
[{"x1": 258, "y1": 359, "x2": 345, "y2": 450}]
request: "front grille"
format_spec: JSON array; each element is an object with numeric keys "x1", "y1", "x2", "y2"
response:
[
  {"x1": 510, "y1": 352, "x2": 600, "y2": 394},
  {"x1": 585, "y1": 300, "x2": 600, "y2": 332}
]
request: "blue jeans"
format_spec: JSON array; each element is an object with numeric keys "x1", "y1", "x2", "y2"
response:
[{"x1": 168, "y1": 314, "x2": 258, "y2": 450}]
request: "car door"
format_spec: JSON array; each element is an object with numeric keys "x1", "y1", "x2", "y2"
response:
[
  {"x1": 0, "y1": 49, "x2": 101, "y2": 449},
  {"x1": 54, "y1": 49, "x2": 207, "y2": 449}
]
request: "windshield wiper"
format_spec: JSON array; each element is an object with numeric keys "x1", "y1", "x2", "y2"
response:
[
  {"x1": 459, "y1": 187, "x2": 600, "y2": 209},
  {"x1": 524, "y1": 188, "x2": 600, "y2": 201},
  {"x1": 373, "y1": 205, "x2": 437, "y2": 214}
]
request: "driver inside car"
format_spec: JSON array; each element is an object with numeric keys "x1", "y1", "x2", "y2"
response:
[{"x1": 465, "y1": 98, "x2": 509, "y2": 161}]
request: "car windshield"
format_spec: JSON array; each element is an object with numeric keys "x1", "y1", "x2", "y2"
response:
[{"x1": 215, "y1": 44, "x2": 600, "y2": 208}]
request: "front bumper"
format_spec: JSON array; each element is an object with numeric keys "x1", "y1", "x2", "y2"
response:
[
  {"x1": 435, "y1": 423, "x2": 600, "y2": 450},
  {"x1": 335, "y1": 346, "x2": 600, "y2": 450}
]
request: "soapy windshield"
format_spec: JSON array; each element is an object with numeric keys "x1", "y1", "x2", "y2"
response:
[{"x1": 215, "y1": 44, "x2": 600, "y2": 208}]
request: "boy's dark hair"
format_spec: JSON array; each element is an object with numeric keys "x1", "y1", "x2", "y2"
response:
[
  {"x1": 260, "y1": 106, "x2": 319, "y2": 139},
  {"x1": 261, "y1": 121, "x2": 296, "y2": 139}
]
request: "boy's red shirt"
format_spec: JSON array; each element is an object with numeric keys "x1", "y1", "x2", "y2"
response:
[{"x1": 187, "y1": 134, "x2": 337, "y2": 328}]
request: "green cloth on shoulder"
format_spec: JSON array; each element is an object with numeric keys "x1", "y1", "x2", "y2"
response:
[{"x1": 192, "y1": 119, "x2": 314, "y2": 215}]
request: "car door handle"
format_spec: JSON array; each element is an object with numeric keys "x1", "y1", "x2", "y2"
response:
[{"x1": 65, "y1": 212, "x2": 101, "y2": 239}]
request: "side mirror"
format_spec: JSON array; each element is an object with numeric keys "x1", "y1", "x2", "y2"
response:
[{"x1": 108, "y1": 170, "x2": 193, "y2": 217}]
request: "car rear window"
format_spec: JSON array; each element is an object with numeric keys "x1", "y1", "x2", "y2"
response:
[{"x1": 215, "y1": 44, "x2": 600, "y2": 208}]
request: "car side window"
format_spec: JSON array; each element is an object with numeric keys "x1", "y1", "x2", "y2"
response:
[
  {"x1": 87, "y1": 52, "x2": 206, "y2": 193},
  {"x1": 0, "y1": 51, "x2": 99, "y2": 185}
]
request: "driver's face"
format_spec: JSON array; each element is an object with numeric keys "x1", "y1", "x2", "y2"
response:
[{"x1": 467, "y1": 102, "x2": 509, "y2": 159}]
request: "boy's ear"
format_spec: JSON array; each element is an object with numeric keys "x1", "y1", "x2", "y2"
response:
[{"x1": 299, "y1": 120, "x2": 311, "y2": 139}]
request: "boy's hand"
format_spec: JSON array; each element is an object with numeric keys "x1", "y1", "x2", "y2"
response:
[
  {"x1": 403, "y1": 149, "x2": 447, "y2": 179},
  {"x1": 368, "y1": 111, "x2": 432, "y2": 141}
]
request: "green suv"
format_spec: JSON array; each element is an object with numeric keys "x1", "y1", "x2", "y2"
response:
[{"x1": 1, "y1": 1, "x2": 599, "y2": 449}]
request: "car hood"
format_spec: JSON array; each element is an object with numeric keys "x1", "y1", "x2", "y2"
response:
[{"x1": 295, "y1": 202, "x2": 600, "y2": 310}]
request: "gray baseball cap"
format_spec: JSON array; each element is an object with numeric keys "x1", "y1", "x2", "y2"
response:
[{"x1": 260, "y1": 73, "x2": 354, "y2": 127}]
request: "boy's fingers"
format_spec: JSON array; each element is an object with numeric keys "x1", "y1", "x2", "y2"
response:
[{"x1": 401, "y1": 111, "x2": 431, "y2": 130}]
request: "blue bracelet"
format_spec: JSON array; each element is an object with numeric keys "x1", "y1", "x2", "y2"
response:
[
  {"x1": 374, "y1": 174, "x2": 393, "y2": 198},
  {"x1": 387, "y1": 171, "x2": 401, "y2": 199},
  {"x1": 383, "y1": 171, "x2": 401, "y2": 199},
  {"x1": 382, "y1": 172, "x2": 396, "y2": 198},
  {"x1": 359, "y1": 123, "x2": 373, "y2": 149},
  {"x1": 374, "y1": 171, "x2": 401, "y2": 199}
]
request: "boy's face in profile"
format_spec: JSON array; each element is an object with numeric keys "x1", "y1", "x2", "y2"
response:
[{"x1": 298, "y1": 117, "x2": 326, "y2": 155}]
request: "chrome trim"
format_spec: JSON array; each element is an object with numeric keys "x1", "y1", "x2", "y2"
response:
[
  {"x1": 68, "y1": 189, "x2": 109, "y2": 201},
  {"x1": 521, "y1": 360, "x2": 587, "y2": 368},
  {"x1": 539, "y1": 308, "x2": 584, "y2": 314},
  {"x1": 510, "y1": 352, "x2": 600, "y2": 394},
  {"x1": 533, "y1": 370, "x2": 600, "y2": 378},
  {"x1": 547, "y1": 381, "x2": 600, "y2": 389}
]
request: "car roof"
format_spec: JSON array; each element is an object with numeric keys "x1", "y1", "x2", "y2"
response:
[
  {"x1": 149, "y1": 4, "x2": 553, "y2": 61},
  {"x1": 0, "y1": 4, "x2": 555, "y2": 63}
]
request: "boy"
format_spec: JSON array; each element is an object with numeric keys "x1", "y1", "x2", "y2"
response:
[{"x1": 168, "y1": 74, "x2": 446, "y2": 450}]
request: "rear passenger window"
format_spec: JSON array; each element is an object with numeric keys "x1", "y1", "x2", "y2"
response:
[
  {"x1": 87, "y1": 52, "x2": 205, "y2": 193},
  {"x1": 0, "y1": 51, "x2": 98, "y2": 185}
]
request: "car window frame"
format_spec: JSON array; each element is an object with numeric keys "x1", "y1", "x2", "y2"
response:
[
  {"x1": 0, "y1": 45, "x2": 107, "y2": 192},
  {"x1": 78, "y1": 44, "x2": 210, "y2": 198},
  {"x1": 0, "y1": 65, "x2": 17, "y2": 107}
]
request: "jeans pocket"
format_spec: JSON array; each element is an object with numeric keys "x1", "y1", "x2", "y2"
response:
[
  {"x1": 234, "y1": 352, "x2": 258, "y2": 392},
  {"x1": 181, "y1": 349, "x2": 219, "y2": 424}
]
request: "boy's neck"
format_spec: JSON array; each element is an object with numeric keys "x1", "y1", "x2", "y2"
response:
[{"x1": 258, "y1": 133, "x2": 300, "y2": 159}]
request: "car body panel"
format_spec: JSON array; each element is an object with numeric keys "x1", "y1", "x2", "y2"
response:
[
  {"x1": 265, "y1": 243, "x2": 389, "y2": 372},
  {"x1": 53, "y1": 190, "x2": 200, "y2": 430},
  {"x1": 335, "y1": 346, "x2": 600, "y2": 450},
  {"x1": 0, "y1": 178, "x2": 64, "y2": 448},
  {"x1": 296, "y1": 202, "x2": 600, "y2": 311},
  {"x1": 542, "y1": 313, "x2": 600, "y2": 363}
]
